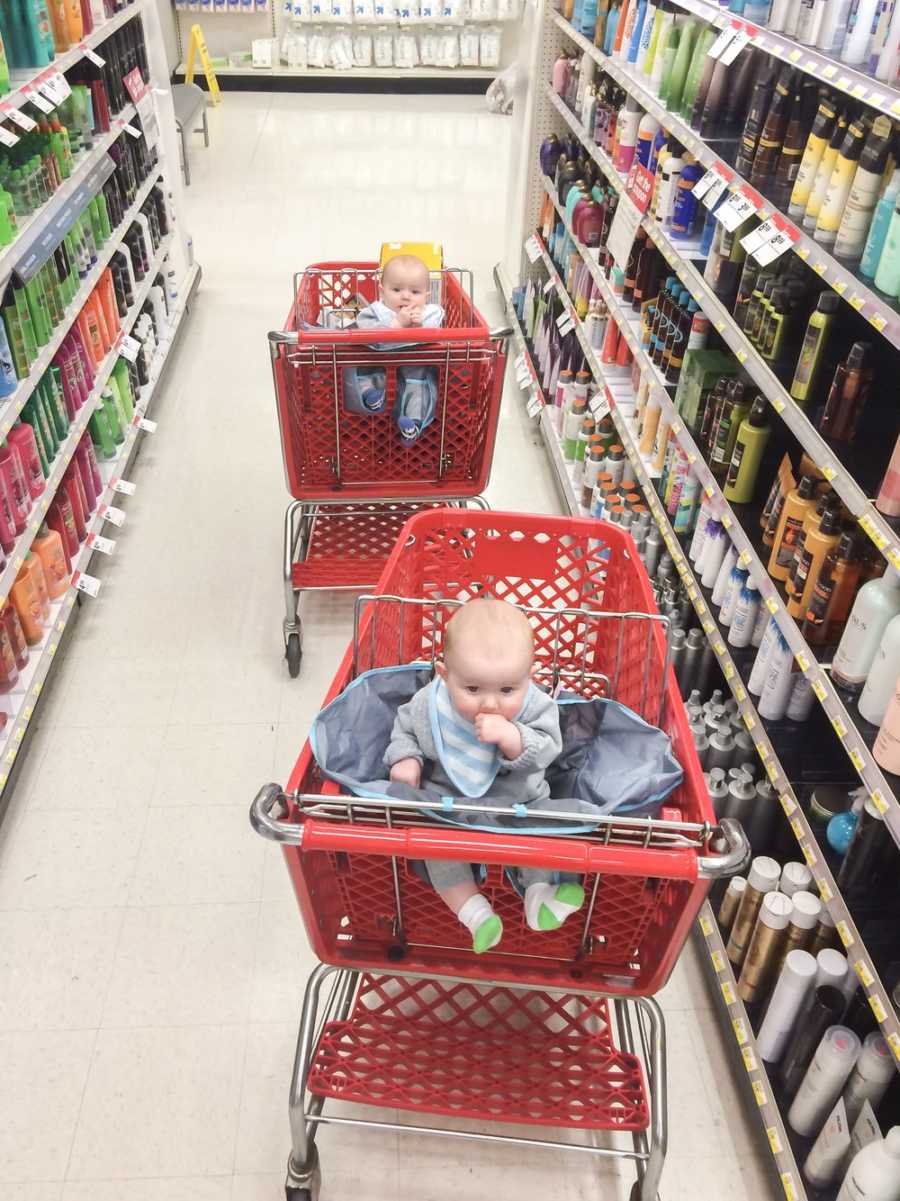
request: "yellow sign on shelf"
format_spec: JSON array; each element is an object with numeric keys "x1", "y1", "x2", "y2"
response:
[{"x1": 185, "y1": 24, "x2": 222, "y2": 105}]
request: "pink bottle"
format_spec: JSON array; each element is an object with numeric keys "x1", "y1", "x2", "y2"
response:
[
  {"x1": 0, "y1": 444, "x2": 31, "y2": 533},
  {"x1": 80, "y1": 433, "x2": 102, "y2": 499},
  {"x1": 62, "y1": 466, "x2": 88, "y2": 541},
  {"x1": 74, "y1": 439, "x2": 97, "y2": 513},
  {"x1": 8, "y1": 423, "x2": 45, "y2": 500},
  {"x1": 552, "y1": 53, "x2": 571, "y2": 96},
  {"x1": 0, "y1": 473, "x2": 18, "y2": 554}
]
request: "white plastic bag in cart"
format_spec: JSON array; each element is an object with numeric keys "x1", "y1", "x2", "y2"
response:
[
  {"x1": 394, "y1": 29, "x2": 419, "y2": 65},
  {"x1": 352, "y1": 30, "x2": 373, "y2": 62},
  {"x1": 458, "y1": 24, "x2": 479, "y2": 63},
  {"x1": 330, "y1": 27, "x2": 354, "y2": 65},
  {"x1": 373, "y1": 25, "x2": 394, "y2": 63},
  {"x1": 486, "y1": 62, "x2": 516, "y2": 112},
  {"x1": 479, "y1": 24, "x2": 501, "y2": 66}
]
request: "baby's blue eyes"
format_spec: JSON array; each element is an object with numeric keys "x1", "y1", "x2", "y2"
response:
[{"x1": 464, "y1": 686, "x2": 516, "y2": 695}]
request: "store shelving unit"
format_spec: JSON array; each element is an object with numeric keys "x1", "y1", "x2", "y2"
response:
[
  {"x1": 0, "y1": 0, "x2": 198, "y2": 815},
  {"x1": 500, "y1": 5, "x2": 900, "y2": 1178}
]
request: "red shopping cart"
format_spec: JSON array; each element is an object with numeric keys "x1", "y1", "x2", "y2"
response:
[
  {"x1": 250, "y1": 510, "x2": 749, "y2": 1201},
  {"x1": 269, "y1": 262, "x2": 509, "y2": 676}
]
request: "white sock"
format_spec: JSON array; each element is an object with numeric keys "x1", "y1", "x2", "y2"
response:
[
  {"x1": 524, "y1": 882, "x2": 584, "y2": 931},
  {"x1": 457, "y1": 894, "x2": 503, "y2": 952}
]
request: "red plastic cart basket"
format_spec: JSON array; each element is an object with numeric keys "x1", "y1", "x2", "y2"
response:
[{"x1": 250, "y1": 510, "x2": 748, "y2": 1201}]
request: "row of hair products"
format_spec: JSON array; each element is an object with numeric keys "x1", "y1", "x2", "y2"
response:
[
  {"x1": 717, "y1": 857, "x2": 900, "y2": 1198},
  {"x1": 0, "y1": 1, "x2": 139, "y2": 73}
]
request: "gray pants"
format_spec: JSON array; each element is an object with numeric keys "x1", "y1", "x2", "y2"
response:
[{"x1": 425, "y1": 859, "x2": 552, "y2": 892}]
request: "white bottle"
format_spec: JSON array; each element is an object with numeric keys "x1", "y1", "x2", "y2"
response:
[
  {"x1": 758, "y1": 949, "x2": 818, "y2": 1062},
  {"x1": 831, "y1": 566, "x2": 900, "y2": 692},
  {"x1": 751, "y1": 597, "x2": 770, "y2": 647},
  {"x1": 789, "y1": 1026, "x2": 861, "y2": 1137},
  {"x1": 728, "y1": 579, "x2": 760, "y2": 648},
  {"x1": 843, "y1": 1034, "x2": 895, "y2": 1125},
  {"x1": 841, "y1": 0, "x2": 882, "y2": 63},
  {"x1": 836, "y1": 1127, "x2": 900, "y2": 1201},
  {"x1": 780, "y1": 861, "x2": 813, "y2": 897},
  {"x1": 858, "y1": 613, "x2": 900, "y2": 724},
  {"x1": 818, "y1": 0, "x2": 855, "y2": 52},
  {"x1": 748, "y1": 618, "x2": 779, "y2": 695},
  {"x1": 875, "y1": 0, "x2": 900, "y2": 80},
  {"x1": 796, "y1": 0, "x2": 826, "y2": 43},
  {"x1": 701, "y1": 526, "x2": 728, "y2": 590},
  {"x1": 759, "y1": 631, "x2": 794, "y2": 720},
  {"x1": 689, "y1": 495, "x2": 715, "y2": 561},
  {"x1": 817, "y1": 947, "x2": 851, "y2": 993},
  {"x1": 712, "y1": 543, "x2": 738, "y2": 607},
  {"x1": 768, "y1": 0, "x2": 796, "y2": 30}
]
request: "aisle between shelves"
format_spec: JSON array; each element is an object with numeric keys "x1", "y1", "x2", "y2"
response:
[
  {"x1": 497, "y1": 253, "x2": 900, "y2": 1201},
  {"x1": 538, "y1": 89, "x2": 900, "y2": 858},
  {"x1": 0, "y1": 255, "x2": 199, "y2": 793}
]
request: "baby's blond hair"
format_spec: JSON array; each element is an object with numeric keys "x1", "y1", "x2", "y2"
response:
[
  {"x1": 381, "y1": 255, "x2": 430, "y2": 287},
  {"x1": 443, "y1": 598, "x2": 534, "y2": 667}
]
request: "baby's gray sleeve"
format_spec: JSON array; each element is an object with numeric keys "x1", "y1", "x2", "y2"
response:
[
  {"x1": 506, "y1": 690, "x2": 563, "y2": 772},
  {"x1": 384, "y1": 695, "x2": 425, "y2": 768}
]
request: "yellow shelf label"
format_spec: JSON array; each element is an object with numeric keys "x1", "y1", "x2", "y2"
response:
[
  {"x1": 23, "y1": 705, "x2": 32, "y2": 720},
  {"x1": 871, "y1": 313, "x2": 887, "y2": 333},
  {"x1": 736, "y1": 349, "x2": 747, "y2": 364},
  {"x1": 712, "y1": 950, "x2": 724, "y2": 972},
  {"x1": 802, "y1": 843, "x2": 816, "y2": 866},
  {"x1": 699, "y1": 914, "x2": 713, "y2": 937},
  {"x1": 14, "y1": 727, "x2": 24, "y2": 743},
  {"x1": 722, "y1": 514, "x2": 732, "y2": 529},
  {"x1": 781, "y1": 1172, "x2": 797, "y2": 1201},
  {"x1": 704, "y1": 621, "x2": 715, "y2": 636},
  {"x1": 732, "y1": 1017, "x2": 747, "y2": 1045},
  {"x1": 790, "y1": 817, "x2": 803, "y2": 839},
  {"x1": 888, "y1": 548, "x2": 900, "y2": 571},
  {"x1": 724, "y1": 662, "x2": 735, "y2": 680},
  {"x1": 780, "y1": 793, "x2": 796, "y2": 815},
  {"x1": 833, "y1": 279, "x2": 848, "y2": 295},
  {"x1": 788, "y1": 47, "x2": 802, "y2": 61},
  {"x1": 796, "y1": 245, "x2": 810, "y2": 259},
  {"x1": 817, "y1": 879, "x2": 833, "y2": 902},
  {"x1": 822, "y1": 63, "x2": 837, "y2": 79},
  {"x1": 739, "y1": 551, "x2": 752, "y2": 566},
  {"x1": 704, "y1": 484, "x2": 715, "y2": 499},
  {"x1": 837, "y1": 920, "x2": 854, "y2": 948},
  {"x1": 752, "y1": 1080, "x2": 767, "y2": 1107},
  {"x1": 687, "y1": 586, "x2": 698, "y2": 601},
  {"x1": 768, "y1": 1128, "x2": 783, "y2": 1155},
  {"x1": 795, "y1": 652, "x2": 810, "y2": 672},
  {"x1": 715, "y1": 320, "x2": 725, "y2": 333},
  {"x1": 870, "y1": 994, "x2": 887, "y2": 1023},
  {"x1": 814, "y1": 260, "x2": 827, "y2": 275},
  {"x1": 822, "y1": 464, "x2": 836, "y2": 481},
  {"x1": 688, "y1": 452, "x2": 697, "y2": 464},
  {"x1": 887, "y1": 1032, "x2": 900, "y2": 1062},
  {"x1": 744, "y1": 712, "x2": 756, "y2": 730},
  {"x1": 849, "y1": 293, "x2": 865, "y2": 311},
  {"x1": 812, "y1": 679, "x2": 827, "y2": 701},
  {"x1": 772, "y1": 397, "x2": 785, "y2": 413},
  {"x1": 849, "y1": 747, "x2": 864, "y2": 771},
  {"x1": 766, "y1": 596, "x2": 779, "y2": 614},
  {"x1": 742, "y1": 1046, "x2": 758, "y2": 1072},
  {"x1": 856, "y1": 960, "x2": 874, "y2": 987},
  {"x1": 759, "y1": 744, "x2": 770, "y2": 760},
  {"x1": 714, "y1": 640, "x2": 726, "y2": 655},
  {"x1": 722, "y1": 981, "x2": 736, "y2": 1005},
  {"x1": 870, "y1": 789, "x2": 889, "y2": 814},
  {"x1": 831, "y1": 716, "x2": 847, "y2": 738},
  {"x1": 767, "y1": 760, "x2": 779, "y2": 782},
  {"x1": 735, "y1": 686, "x2": 746, "y2": 702}
]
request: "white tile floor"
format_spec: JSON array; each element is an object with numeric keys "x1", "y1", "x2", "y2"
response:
[{"x1": 0, "y1": 93, "x2": 780, "y2": 1201}]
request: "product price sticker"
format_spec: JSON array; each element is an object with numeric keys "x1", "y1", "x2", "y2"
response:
[
  {"x1": 752, "y1": 1080, "x2": 767, "y2": 1107},
  {"x1": 724, "y1": 662, "x2": 735, "y2": 680},
  {"x1": 779, "y1": 793, "x2": 795, "y2": 815},
  {"x1": 543, "y1": 279, "x2": 555, "y2": 296},
  {"x1": 722, "y1": 513, "x2": 732, "y2": 528},
  {"x1": 811, "y1": 678, "x2": 827, "y2": 701},
  {"x1": 870, "y1": 313, "x2": 888, "y2": 334},
  {"x1": 766, "y1": 759, "x2": 779, "y2": 783},
  {"x1": 753, "y1": 229, "x2": 794, "y2": 266},
  {"x1": 711, "y1": 950, "x2": 724, "y2": 972},
  {"x1": 556, "y1": 310, "x2": 574, "y2": 335},
  {"x1": 39, "y1": 73, "x2": 71, "y2": 105},
  {"x1": 822, "y1": 62, "x2": 837, "y2": 79},
  {"x1": 720, "y1": 28, "x2": 752, "y2": 64},
  {"x1": 803, "y1": 59, "x2": 817, "y2": 72},
  {"x1": 769, "y1": 1128, "x2": 785, "y2": 1156},
  {"x1": 703, "y1": 170, "x2": 731, "y2": 211},
  {"x1": 102, "y1": 504, "x2": 126, "y2": 527},
  {"x1": 2, "y1": 106, "x2": 34, "y2": 133},
  {"x1": 849, "y1": 293, "x2": 866, "y2": 312},
  {"x1": 524, "y1": 235, "x2": 542, "y2": 263},
  {"x1": 817, "y1": 878, "x2": 832, "y2": 902},
  {"x1": 849, "y1": 747, "x2": 864, "y2": 771},
  {"x1": 780, "y1": 1171, "x2": 797, "y2": 1201},
  {"x1": 111, "y1": 478, "x2": 136, "y2": 496},
  {"x1": 837, "y1": 920, "x2": 854, "y2": 948},
  {"x1": 801, "y1": 843, "x2": 816, "y2": 866},
  {"x1": 732, "y1": 1017, "x2": 747, "y2": 1044},
  {"x1": 759, "y1": 743, "x2": 770, "y2": 761},
  {"x1": 0, "y1": 126, "x2": 18, "y2": 148},
  {"x1": 743, "y1": 712, "x2": 755, "y2": 730},
  {"x1": 526, "y1": 393, "x2": 542, "y2": 418},
  {"x1": 22, "y1": 86, "x2": 55, "y2": 114},
  {"x1": 795, "y1": 651, "x2": 810, "y2": 672},
  {"x1": 765, "y1": 595, "x2": 778, "y2": 614},
  {"x1": 721, "y1": 981, "x2": 735, "y2": 1005},
  {"x1": 713, "y1": 640, "x2": 726, "y2": 656},
  {"x1": 887, "y1": 1032, "x2": 900, "y2": 1062},
  {"x1": 706, "y1": 26, "x2": 736, "y2": 59},
  {"x1": 813, "y1": 260, "x2": 827, "y2": 275},
  {"x1": 82, "y1": 45, "x2": 106, "y2": 67},
  {"x1": 740, "y1": 218, "x2": 778, "y2": 256},
  {"x1": 716, "y1": 192, "x2": 753, "y2": 232},
  {"x1": 832, "y1": 279, "x2": 848, "y2": 296},
  {"x1": 869, "y1": 92, "x2": 886, "y2": 108},
  {"x1": 735, "y1": 685, "x2": 746, "y2": 702},
  {"x1": 123, "y1": 123, "x2": 142, "y2": 139},
  {"x1": 831, "y1": 715, "x2": 847, "y2": 738},
  {"x1": 869, "y1": 994, "x2": 887, "y2": 1023},
  {"x1": 120, "y1": 335, "x2": 142, "y2": 363},
  {"x1": 73, "y1": 571, "x2": 102, "y2": 598},
  {"x1": 691, "y1": 168, "x2": 719, "y2": 200},
  {"x1": 699, "y1": 914, "x2": 713, "y2": 937},
  {"x1": 790, "y1": 817, "x2": 803, "y2": 839},
  {"x1": 870, "y1": 788, "x2": 888, "y2": 815},
  {"x1": 589, "y1": 393, "x2": 609, "y2": 419},
  {"x1": 87, "y1": 533, "x2": 115, "y2": 556},
  {"x1": 139, "y1": 417, "x2": 158, "y2": 434},
  {"x1": 741, "y1": 1046, "x2": 758, "y2": 1072},
  {"x1": 820, "y1": 463, "x2": 836, "y2": 482},
  {"x1": 855, "y1": 960, "x2": 874, "y2": 987}
]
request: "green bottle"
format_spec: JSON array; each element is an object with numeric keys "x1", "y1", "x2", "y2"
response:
[
  {"x1": 35, "y1": 381, "x2": 58, "y2": 456},
  {"x1": 111, "y1": 358, "x2": 135, "y2": 422},
  {"x1": 658, "y1": 24, "x2": 681, "y2": 107},
  {"x1": 101, "y1": 388, "x2": 124, "y2": 444},
  {"x1": 105, "y1": 376, "x2": 128, "y2": 430},
  {"x1": 680, "y1": 25, "x2": 716, "y2": 123},
  {"x1": 22, "y1": 400, "x2": 50, "y2": 475},
  {"x1": 95, "y1": 191, "x2": 112, "y2": 241},
  {"x1": 46, "y1": 366, "x2": 69, "y2": 439},
  {"x1": 0, "y1": 191, "x2": 14, "y2": 247},
  {"x1": 89, "y1": 409, "x2": 116, "y2": 459},
  {"x1": 88, "y1": 196, "x2": 104, "y2": 247},
  {"x1": 0, "y1": 29, "x2": 10, "y2": 96},
  {"x1": 664, "y1": 18, "x2": 697, "y2": 114},
  {"x1": 789, "y1": 291, "x2": 839, "y2": 410},
  {"x1": 15, "y1": 283, "x2": 40, "y2": 360},
  {"x1": 724, "y1": 396, "x2": 771, "y2": 504}
]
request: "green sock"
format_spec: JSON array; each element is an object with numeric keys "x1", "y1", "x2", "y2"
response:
[
  {"x1": 473, "y1": 914, "x2": 503, "y2": 953},
  {"x1": 536, "y1": 882, "x2": 585, "y2": 931}
]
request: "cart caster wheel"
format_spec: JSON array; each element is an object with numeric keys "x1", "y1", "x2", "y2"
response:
[
  {"x1": 286, "y1": 1190, "x2": 313, "y2": 1201},
  {"x1": 285, "y1": 633, "x2": 303, "y2": 678}
]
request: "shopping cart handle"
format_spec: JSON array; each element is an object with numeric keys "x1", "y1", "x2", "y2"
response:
[
  {"x1": 249, "y1": 784, "x2": 304, "y2": 846},
  {"x1": 696, "y1": 818, "x2": 751, "y2": 880}
]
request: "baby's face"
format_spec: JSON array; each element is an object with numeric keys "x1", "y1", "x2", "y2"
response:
[
  {"x1": 380, "y1": 262, "x2": 429, "y2": 313},
  {"x1": 440, "y1": 640, "x2": 532, "y2": 724}
]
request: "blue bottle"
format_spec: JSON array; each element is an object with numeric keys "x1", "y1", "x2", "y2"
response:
[
  {"x1": 0, "y1": 316, "x2": 18, "y2": 400},
  {"x1": 671, "y1": 161, "x2": 704, "y2": 239},
  {"x1": 628, "y1": 0, "x2": 648, "y2": 62},
  {"x1": 860, "y1": 167, "x2": 900, "y2": 280},
  {"x1": 580, "y1": 0, "x2": 599, "y2": 38}
]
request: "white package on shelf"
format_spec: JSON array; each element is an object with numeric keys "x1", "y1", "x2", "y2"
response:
[
  {"x1": 419, "y1": 29, "x2": 436, "y2": 61},
  {"x1": 373, "y1": 0, "x2": 398, "y2": 18},
  {"x1": 213, "y1": 0, "x2": 226, "y2": 13},
  {"x1": 331, "y1": 0, "x2": 353, "y2": 19},
  {"x1": 420, "y1": 0, "x2": 439, "y2": 21},
  {"x1": 458, "y1": 23, "x2": 479, "y2": 63},
  {"x1": 373, "y1": 25, "x2": 394, "y2": 62},
  {"x1": 291, "y1": 0, "x2": 312, "y2": 19},
  {"x1": 282, "y1": 29, "x2": 309, "y2": 64},
  {"x1": 479, "y1": 23, "x2": 500, "y2": 65},
  {"x1": 353, "y1": 0, "x2": 376, "y2": 21},
  {"x1": 495, "y1": 0, "x2": 519, "y2": 17},
  {"x1": 439, "y1": 0, "x2": 465, "y2": 21},
  {"x1": 437, "y1": 27, "x2": 460, "y2": 65},
  {"x1": 240, "y1": 0, "x2": 255, "y2": 11},
  {"x1": 307, "y1": 26, "x2": 330, "y2": 63},
  {"x1": 352, "y1": 29, "x2": 373, "y2": 62},
  {"x1": 396, "y1": 0, "x2": 420, "y2": 22},
  {"x1": 252, "y1": 36, "x2": 276, "y2": 64},
  {"x1": 394, "y1": 28, "x2": 419, "y2": 64},
  {"x1": 468, "y1": 0, "x2": 496, "y2": 18},
  {"x1": 330, "y1": 27, "x2": 354, "y2": 65}
]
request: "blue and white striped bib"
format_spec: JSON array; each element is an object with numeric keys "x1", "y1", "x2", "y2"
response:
[{"x1": 428, "y1": 678, "x2": 502, "y2": 798}]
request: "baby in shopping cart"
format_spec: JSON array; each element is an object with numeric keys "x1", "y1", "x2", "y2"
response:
[{"x1": 384, "y1": 598, "x2": 585, "y2": 954}]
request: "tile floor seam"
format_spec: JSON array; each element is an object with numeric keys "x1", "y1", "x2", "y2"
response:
[{"x1": 59, "y1": 1026, "x2": 102, "y2": 1185}]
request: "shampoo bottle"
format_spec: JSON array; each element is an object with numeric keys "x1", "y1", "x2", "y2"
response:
[
  {"x1": 835, "y1": 1127, "x2": 900, "y2": 1201},
  {"x1": 832, "y1": 566, "x2": 900, "y2": 691}
]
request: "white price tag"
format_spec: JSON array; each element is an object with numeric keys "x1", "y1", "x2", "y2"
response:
[
  {"x1": 138, "y1": 417, "x2": 157, "y2": 433},
  {"x1": 589, "y1": 393, "x2": 610, "y2": 419},
  {"x1": 702, "y1": 172, "x2": 730, "y2": 209},
  {"x1": 24, "y1": 87, "x2": 55, "y2": 114},
  {"x1": 88, "y1": 533, "x2": 115, "y2": 555},
  {"x1": 720, "y1": 28, "x2": 752, "y2": 64},
  {"x1": 102, "y1": 504, "x2": 126, "y2": 527},
  {"x1": 5, "y1": 106, "x2": 37, "y2": 131},
  {"x1": 740, "y1": 218, "x2": 778, "y2": 255},
  {"x1": 753, "y1": 230, "x2": 794, "y2": 265},
  {"x1": 557, "y1": 308, "x2": 574, "y2": 332},
  {"x1": 524, "y1": 235, "x2": 542, "y2": 263},
  {"x1": 692, "y1": 168, "x2": 718, "y2": 200},
  {"x1": 0, "y1": 126, "x2": 18, "y2": 148},
  {"x1": 123, "y1": 123, "x2": 142, "y2": 138},
  {"x1": 111, "y1": 478, "x2": 136, "y2": 496},
  {"x1": 543, "y1": 279, "x2": 555, "y2": 296},
  {"x1": 39, "y1": 73, "x2": 71, "y2": 104},
  {"x1": 706, "y1": 27, "x2": 736, "y2": 59},
  {"x1": 74, "y1": 571, "x2": 102, "y2": 598},
  {"x1": 526, "y1": 393, "x2": 543, "y2": 417},
  {"x1": 716, "y1": 191, "x2": 756, "y2": 231},
  {"x1": 120, "y1": 335, "x2": 141, "y2": 363},
  {"x1": 82, "y1": 47, "x2": 106, "y2": 67}
]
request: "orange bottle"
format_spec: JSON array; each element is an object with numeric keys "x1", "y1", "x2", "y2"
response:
[
  {"x1": 26, "y1": 554, "x2": 50, "y2": 620},
  {"x1": 11, "y1": 565, "x2": 44, "y2": 646},
  {"x1": 32, "y1": 525, "x2": 69, "y2": 599},
  {"x1": 98, "y1": 270, "x2": 119, "y2": 341},
  {"x1": 64, "y1": 0, "x2": 83, "y2": 43},
  {"x1": 0, "y1": 622, "x2": 19, "y2": 694},
  {"x1": 89, "y1": 292, "x2": 112, "y2": 354}
]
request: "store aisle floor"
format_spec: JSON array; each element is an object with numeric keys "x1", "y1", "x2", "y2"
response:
[{"x1": 0, "y1": 93, "x2": 777, "y2": 1201}]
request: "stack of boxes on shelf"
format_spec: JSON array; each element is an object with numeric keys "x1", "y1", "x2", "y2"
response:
[{"x1": 505, "y1": 1, "x2": 900, "y2": 1195}]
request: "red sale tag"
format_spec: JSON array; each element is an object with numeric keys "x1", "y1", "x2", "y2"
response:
[
  {"x1": 624, "y1": 161, "x2": 655, "y2": 215},
  {"x1": 123, "y1": 67, "x2": 149, "y2": 104}
]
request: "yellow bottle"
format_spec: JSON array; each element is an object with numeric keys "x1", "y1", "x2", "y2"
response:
[{"x1": 768, "y1": 475, "x2": 817, "y2": 582}]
